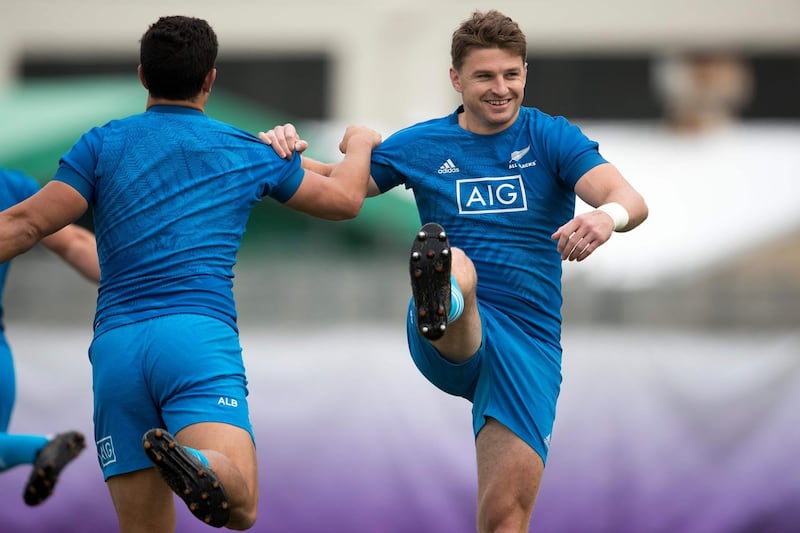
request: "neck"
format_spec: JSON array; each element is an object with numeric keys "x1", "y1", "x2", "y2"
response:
[
  {"x1": 457, "y1": 108, "x2": 518, "y2": 135},
  {"x1": 146, "y1": 94, "x2": 206, "y2": 112}
]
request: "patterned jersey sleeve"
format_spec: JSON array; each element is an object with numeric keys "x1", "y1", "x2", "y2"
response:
[
  {"x1": 53, "y1": 126, "x2": 104, "y2": 203},
  {"x1": 540, "y1": 114, "x2": 607, "y2": 190},
  {"x1": 369, "y1": 126, "x2": 420, "y2": 193}
]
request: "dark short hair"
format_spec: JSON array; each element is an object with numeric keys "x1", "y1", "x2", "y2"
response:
[
  {"x1": 450, "y1": 10, "x2": 527, "y2": 71},
  {"x1": 140, "y1": 16, "x2": 218, "y2": 100}
]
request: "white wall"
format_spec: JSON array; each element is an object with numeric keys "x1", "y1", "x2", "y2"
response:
[{"x1": 2, "y1": 0, "x2": 799, "y2": 128}]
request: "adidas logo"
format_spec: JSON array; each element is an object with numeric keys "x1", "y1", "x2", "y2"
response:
[{"x1": 437, "y1": 158, "x2": 460, "y2": 174}]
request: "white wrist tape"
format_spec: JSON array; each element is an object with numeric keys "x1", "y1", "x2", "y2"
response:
[{"x1": 597, "y1": 202, "x2": 630, "y2": 231}]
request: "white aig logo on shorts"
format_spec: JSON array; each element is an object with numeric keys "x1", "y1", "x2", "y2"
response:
[
  {"x1": 456, "y1": 176, "x2": 527, "y2": 214},
  {"x1": 97, "y1": 435, "x2": 116, "y2": 467}
]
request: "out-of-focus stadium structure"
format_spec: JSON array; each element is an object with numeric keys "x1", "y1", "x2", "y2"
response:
[{"x1": 2, "y1": 1, "x2": 798, "y2": 328}]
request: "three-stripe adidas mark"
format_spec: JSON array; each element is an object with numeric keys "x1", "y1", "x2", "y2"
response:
[{"x1": 437, "y1": 158, "x2": 460, "y2": 174}]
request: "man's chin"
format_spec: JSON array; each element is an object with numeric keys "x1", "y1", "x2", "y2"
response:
[{"x1": 485, "y1": 109, "x2": 518, "y2": 128}]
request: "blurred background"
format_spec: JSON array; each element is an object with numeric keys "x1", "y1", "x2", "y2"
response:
[{"x1": 1, "y1": 1, "x2": 798, "y2": 532}]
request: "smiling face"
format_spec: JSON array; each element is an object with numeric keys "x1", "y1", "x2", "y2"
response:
[{"x1": 450, "y1": 47, "x2": 527, "y2": 135}]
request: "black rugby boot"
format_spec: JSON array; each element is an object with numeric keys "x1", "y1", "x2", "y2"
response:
[
  {"x1": 143, "y1": 428, "x2": 231, "y2": 528},
  {"x1": 409, "y1": 222, "x2": 452, "y2": 340}
]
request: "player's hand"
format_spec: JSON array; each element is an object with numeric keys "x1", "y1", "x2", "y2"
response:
[
  {"x1": 258, "y1": 123, "x2": 309, "y2": 159},
  {"x1": 339, "y1": 125, "x2": 382, "y2": 154},
  {"x1": 551, "y1": 210, "x2": 615, "y2": 261}
]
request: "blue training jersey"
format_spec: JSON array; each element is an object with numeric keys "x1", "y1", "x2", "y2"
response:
[
  {"x1": 54, "y1": 105, "x2": 304, "y2": 334},
  {"x1": 371, "y1": 106, "x2": 607, "y2": 347},
  {"x1": 0, "y1": 169, "x2": 41, "y2": 332}
]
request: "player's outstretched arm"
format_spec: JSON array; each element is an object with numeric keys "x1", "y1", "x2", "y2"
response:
[
  {"x1": 283, "y1": 125, "x2": 381, "y2": 221},
  {"x1": 0, "y1": 181, "x2": 89, "y2": 264},
  {"x1": 552, "y1": 163, "x2": 648, "y2": 262},
  {"x1": 41, "y1": 223, "x2": 100, "y2": 284}
]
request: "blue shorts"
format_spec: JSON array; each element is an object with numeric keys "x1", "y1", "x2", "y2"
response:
[
  {"x1": 89, "y1": 314, "x2": 253, "y2": 480},
  {"x1": 0, "y1": 335, "x2": 15, "y2": 431},
  {"x1": 406, "y1": 300, "x2": 562, "y2": 463}
]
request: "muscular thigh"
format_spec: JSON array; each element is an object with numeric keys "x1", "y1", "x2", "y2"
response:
[
  {"x1": 177, "y1": 421, "x2": 258, "y2": 489},
  {"x1": 476, "y1": 418, "x2": 544, "y2": 508}
]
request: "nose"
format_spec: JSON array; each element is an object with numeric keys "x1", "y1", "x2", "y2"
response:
[{"x1": 491, "y1": 75, "x2": 508, "y2": 95}]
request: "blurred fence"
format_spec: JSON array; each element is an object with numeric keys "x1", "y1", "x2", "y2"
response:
[{"x1": 6, "y1": 244, "x2": 797, "y2": 331}]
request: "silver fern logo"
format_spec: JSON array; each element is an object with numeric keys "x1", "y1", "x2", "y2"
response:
[
  {"x1": 510, "y1": 145, "x2": 531, "y2": 162},
  {"x1": 509, "y1": 145, "x2": 537, "y2": 169}
]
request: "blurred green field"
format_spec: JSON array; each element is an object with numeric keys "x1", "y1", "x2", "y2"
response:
[{"x1": 0, "y1": 76, "x2": 420, "y2": 257}]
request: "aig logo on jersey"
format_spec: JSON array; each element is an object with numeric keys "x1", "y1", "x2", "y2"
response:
[
  {"x1": 97, "y1": 435, "x2": 116, "y2": 467},
  {"x1": 456, "y1": 176, "x2": 528, "y2": 214}
]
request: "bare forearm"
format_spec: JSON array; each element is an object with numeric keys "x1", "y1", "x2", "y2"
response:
[
  {"x1": 603, "y1": 190, "x2": 648, "y2": 232},
  {"x1": 575, "y1": 163, "x2": 649, "y2": 232},
  {"x1": 300, "y1": 156, "x2": 335, "y2": 176},
  {"x1": 42, "y1": 225, "x2": 101, "y2": 283},
  {"x1": 1, "y1": 181, "x2": 91, "y2": 264},
  {"x1": 0, "y1": 213, "x2": 40, "y2": 263},
  {"x1": 303, "y1": 152, "x2": 381, "y2": 197},
  {"x1": 284, "y1": 129, "x2": 380, "y2": 220},
  {"x1": 59, "y1": 246, "x2": 101, "y2": 283},
  {"x1": 325, "y1": 139, "x2": 376, "y2": 218}
]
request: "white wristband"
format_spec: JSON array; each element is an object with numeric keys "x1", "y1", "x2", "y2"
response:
[{"x1": 597, "y1": 202, "x2": 630, "y2": 231}]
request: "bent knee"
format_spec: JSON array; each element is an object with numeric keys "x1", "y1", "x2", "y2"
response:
[
  {"x1": 227, "y1": 511, "x2": 257, "y2": 530},
  {"x1": 477, "y1": 495, "x2": 532, "y2": 533},
  {"x1": 227, "y1": 501, "x2": 258, "y2": 530},
  {"x1": 450, "y1": 248, "x2": 477, "y2": 293}
]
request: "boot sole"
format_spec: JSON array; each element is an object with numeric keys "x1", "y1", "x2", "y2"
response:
[
  {"x1": 410, "y1": 222, "x2": 452, "y2": 340},
  {"x1": 24, "y1": 431, "x2": 86, "y2": 506},
  {"x1": 143, "y1": 428, "x2": 231, "y2": 528}
]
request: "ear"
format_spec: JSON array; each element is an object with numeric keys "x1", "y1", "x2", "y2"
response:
[
  {"x1": 202, "y1": 68, "x2": 217, "y2": 93},
  {"x1": 137, "y1": 65, "x2": 148, "y2": 89},
  {"x1": 449, "y1": 66, "x2": 463, "y2": 93},
  {"x1": 522, "y1": 62, "x2": 528, "y2": 89}
]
